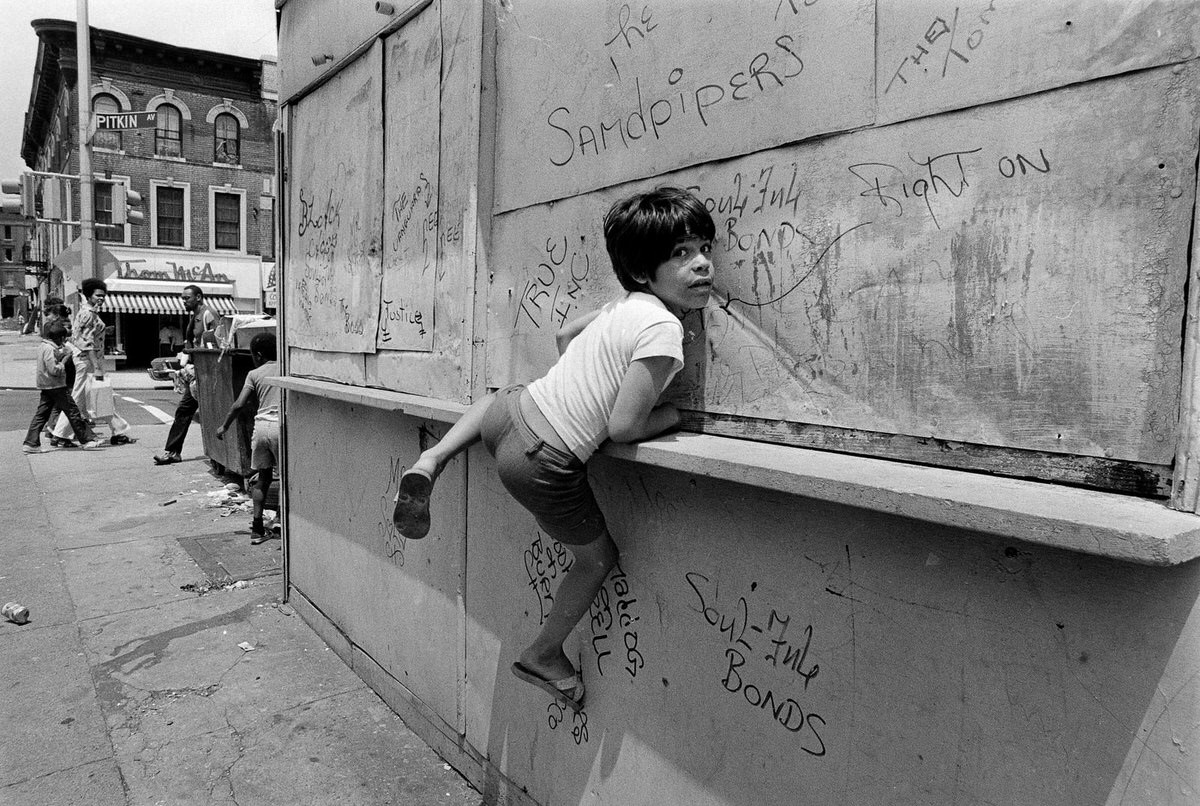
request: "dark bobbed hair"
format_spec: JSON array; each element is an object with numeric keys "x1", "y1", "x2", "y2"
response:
[
  {"x1": 80, "y1": 278, "x2": 107, "y2": 300},
  {"x1": 42, "y1": 296, "x2": 64, "y2": 312},
  {"x1": 604, "y1": 186, "x2": 715, "y2": 292},
  {"x1": 250, "y1": 332, "x2": 277, "y2": 361},
  {"x1": 48, "y1": 304, "x2": 71, "y2": 320},
  {"x1": 42, "y1": 320, "x2": 68, "y2": 341},
  {"x1": 183, "y1": 284, "x2": 204, "y2": 298}
]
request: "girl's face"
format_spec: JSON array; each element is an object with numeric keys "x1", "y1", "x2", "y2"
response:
[{"x1": 640, "y1": 235, "x2": 714, "y2": 317}]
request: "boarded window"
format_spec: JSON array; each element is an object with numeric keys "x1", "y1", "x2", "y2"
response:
[{"x1": 484, "y1": 2, "x2": 1200, "y2": 500}]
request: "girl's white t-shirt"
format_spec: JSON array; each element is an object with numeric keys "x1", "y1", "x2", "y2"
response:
[{"x1": 527, "y1": 291, "x2": 684, "y2": 461}]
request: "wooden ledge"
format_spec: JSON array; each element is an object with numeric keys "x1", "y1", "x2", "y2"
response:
[
  {"x1": 271, "y1": 376, "x2": 1200, "y2": 566},
  {"x1": 603, "y1": 434, "x2": 1200, "y2": 566},
  {"x1": 269, "y1": 376, "x2": 467, "y2": 422}
]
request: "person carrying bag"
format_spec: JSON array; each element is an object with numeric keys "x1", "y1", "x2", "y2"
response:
[{"x1": 49, "y1": 279, "x2": 135, "y2": 447}]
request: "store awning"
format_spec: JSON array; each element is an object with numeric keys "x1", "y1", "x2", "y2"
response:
[{"x1": 104, "y1": 291, "x2": 245, "y2": 316}]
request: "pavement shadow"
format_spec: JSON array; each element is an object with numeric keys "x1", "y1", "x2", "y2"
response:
[{"x1": 176, "y1": 530, "x2": 283, "y2": 589}]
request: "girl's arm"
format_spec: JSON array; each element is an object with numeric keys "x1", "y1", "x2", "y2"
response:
[
  {"x1": 555, "y1": 310, "x2": 601, "y2": 355},
  {"x1": 607, "y1": 356, "x2": 681, "y2": 443},
  {"x1": 216, "y1": 381, "x2": 256, "y2": 439}
]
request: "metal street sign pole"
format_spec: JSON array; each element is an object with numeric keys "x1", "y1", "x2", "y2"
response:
[{"x1": 76, "y1": 0, "x2": 95, "y2": 282}]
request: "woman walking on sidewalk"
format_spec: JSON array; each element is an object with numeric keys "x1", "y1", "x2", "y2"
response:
[{"x1": 48, "y1": 278, "x2": 135, "y2": 447}]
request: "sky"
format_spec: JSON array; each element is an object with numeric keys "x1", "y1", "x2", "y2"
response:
[{"x1": 0, "y1": 0, "x2": 278, "y2": 181}]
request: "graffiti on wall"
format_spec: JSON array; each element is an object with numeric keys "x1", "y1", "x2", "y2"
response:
[{"x1": 686, "y1": 571, "x2": 827, "y2": 756}]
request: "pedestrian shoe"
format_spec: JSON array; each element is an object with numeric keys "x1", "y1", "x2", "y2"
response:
[
  {"x1": 49, "y1": 437, "x2": 77, "y2": 448},
  {"x1": 78, "y1": 440, "x2": 105, "y2": 450},
  {"x1": 110, "y1": 434, "x2": 135, "y2": 446},
  {"x1": 153, "y1": 452, "x2": 182, "y2": 465},
  {"x1": 21, "y1": 444, "x2": 42, "y2": 454},
  {"x1": 250, "y1": 520, "x2": 270, "y2": 545}
]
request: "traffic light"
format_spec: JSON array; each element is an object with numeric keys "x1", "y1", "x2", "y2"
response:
[
  {"x1": 111, "y1": 182, "x2": 143, "y2": 226},
  {"x1": 42, "y1": 177, "x2": 64, "y2": 220},
  {"x1": 0, "y1": 175, "x2": 35, "y2": 216}
]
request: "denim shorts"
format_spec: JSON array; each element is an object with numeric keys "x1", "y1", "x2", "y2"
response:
[{"x1": 480, "y1": 385, "x2": 607, "y2": 546}]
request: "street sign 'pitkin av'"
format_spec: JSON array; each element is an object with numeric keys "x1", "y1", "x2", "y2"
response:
[{"x1": 94, "y1": 111, "x2": 159, "y2": 130}]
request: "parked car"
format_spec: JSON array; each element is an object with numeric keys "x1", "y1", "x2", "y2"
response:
[{"x1": 147, "y1": 355, "x2": 181, "y2": 383}]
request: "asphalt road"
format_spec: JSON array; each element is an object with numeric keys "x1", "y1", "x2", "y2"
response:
[{"x1": 0, "y1": 386, "x2": 179, "y2": 432}]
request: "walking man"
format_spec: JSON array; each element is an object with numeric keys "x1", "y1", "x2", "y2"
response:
[{"x1": 154, "y1": 285, "x2": 217, "y2": 465}]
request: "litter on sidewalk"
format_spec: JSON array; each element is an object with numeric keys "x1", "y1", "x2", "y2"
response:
[{"x1": 2, "y1": 602, "x2": 30, "y2": 624}]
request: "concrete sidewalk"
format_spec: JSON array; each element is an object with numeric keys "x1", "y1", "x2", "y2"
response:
[{"x1": 0, "y1": 343, "x2": 483, "y2": 803}]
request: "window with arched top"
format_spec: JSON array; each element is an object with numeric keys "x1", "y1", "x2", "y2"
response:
[
  {"x1": 214, "y1": 112, "x2": 240, "y2": 164},
  {"x1": 93, "y1": 93, "x2": 121, "y2": 150},
  {"x1": 155, "y1": 104, "x2": 183, "y2": 158}
]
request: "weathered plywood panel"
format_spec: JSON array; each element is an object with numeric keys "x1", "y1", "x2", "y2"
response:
[
  {"x1": 877, "y1": 0, "x2": 1200, "y2": 125},
  {"x1": 285, "y1": 45, "x2": 384, "y2": 353},
  {"x1": 286, "y1": 397, "x2": 464, "y2": 722},
  {"x1": 488, "y1": 63, "x2": 1198, "y2": 464},
  {"x1": 492, "y1": 0, "x2": 874, "y2": 213},
  {"x1": 287, "y1": 347, "x2": 367, "y2": 386},
  {"x1": 461, "y1": 452, "x2": 1200, "y2": 806},
  {"x1": 378, "y1": 7, "x2": 441, "y2": 352},
  {"x1": 370, "y1": 0, "x2": 480, "y2": 402},
  {"x1": 278, "y1": 0, "x2": 429, "y2": 102}
]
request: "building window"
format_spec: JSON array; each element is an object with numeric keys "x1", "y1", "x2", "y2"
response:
[
  {"x1": 3, "y1": 226, "x2": 10, "y2": 240},
  {"x1": 214, "y1": 191, "x2": 242, "y2": 250},
  {"x1": 92, "y1": 94, "x2": 122, "y2": 150},
  {"x1": 156, "y1": 186, "x2": 185, "y2": 246},
  {"x1": 4, "y1": 249, "x2": 11, "y2": 262},
  {"x1": 94, "y1": 180, "x2": 119, "y2": 242},
  {"x1": 214, "y1": 113, "x2": 240, "y2": 164},
  {"x1": 155, "y1": 104, "x2": 183, "y2": 158}
]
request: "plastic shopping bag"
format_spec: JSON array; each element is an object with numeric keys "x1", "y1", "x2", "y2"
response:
[{"x1": 87, "y1": 378, "x2": 116, "y2": 418}]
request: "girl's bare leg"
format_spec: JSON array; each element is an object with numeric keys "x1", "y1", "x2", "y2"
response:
[
  {"x1": 408, "y1": 391, "x2": 496, "y2": 481},
  {"x1": 518, "y1": 530, "x2": 618, "y2": 682},
  {"x1": 393, "y1": 392, "x2": 496, "y2": 538}
]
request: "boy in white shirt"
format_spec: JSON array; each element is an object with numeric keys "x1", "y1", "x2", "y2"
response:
[{"x1": 393, "y1": 187, "x2": 715, "y2": 711}]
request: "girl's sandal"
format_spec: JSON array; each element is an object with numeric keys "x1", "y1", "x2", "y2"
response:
[
  {"x1": 392, "y1": 470, "x2": 433, "y2": 539},
  {"x1": 511, "y1": 662, "x2": 585, "y2": 713}
]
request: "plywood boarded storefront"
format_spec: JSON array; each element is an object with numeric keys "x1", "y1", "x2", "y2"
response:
[{"x1": 274, "y1": 2, "x2": 1200, "y2": 804}]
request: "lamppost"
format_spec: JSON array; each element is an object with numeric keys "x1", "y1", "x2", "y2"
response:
[{"x1": 75, "y1": 0, "x2": 96, "y2": 282}]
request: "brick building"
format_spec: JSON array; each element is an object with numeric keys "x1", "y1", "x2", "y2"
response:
[
  {"x1": 20, "y1": 18, "x2": 277, "y2": 367},
  {"x1": 0, "y1": 212, "x2": 32, "y2": 321}
]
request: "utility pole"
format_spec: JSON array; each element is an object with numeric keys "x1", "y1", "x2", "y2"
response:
[{"x1": 75, "y1": 0, "x2": 95, "y2": 282}]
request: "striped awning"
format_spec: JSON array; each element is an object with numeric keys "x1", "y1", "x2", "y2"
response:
[{"x1": 104, "y1": 292, "x2": 245, "y2": 316}]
